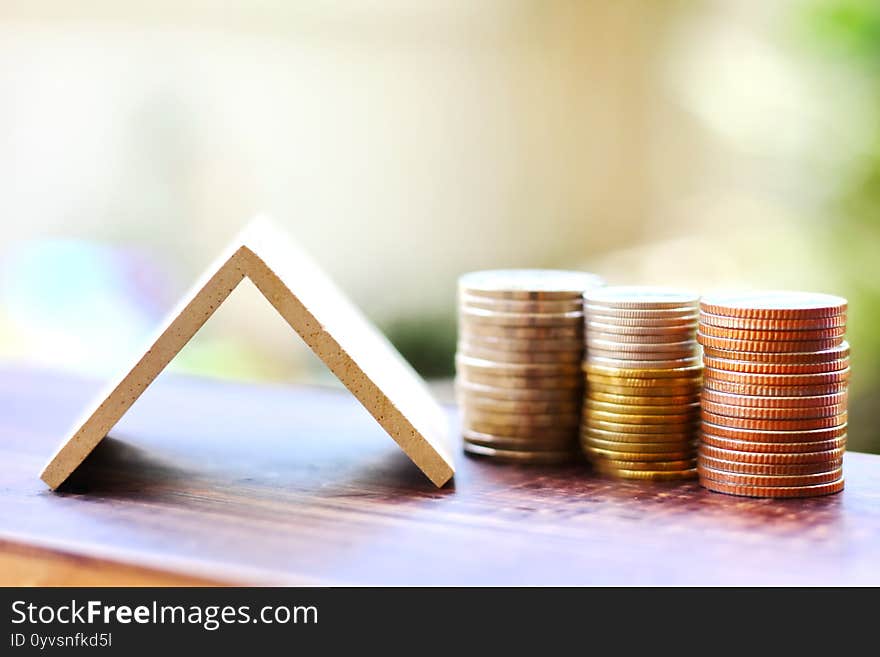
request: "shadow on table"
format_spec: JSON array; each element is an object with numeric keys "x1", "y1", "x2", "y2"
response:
[{"x1": 58, "y1": 434, "x2": 452, "y2": 500}]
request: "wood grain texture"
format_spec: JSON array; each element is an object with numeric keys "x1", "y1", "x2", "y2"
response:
[
  {"x1": 0, "y1": 540, "x2": 218, "y2": 586},
  {"x1": 39, "y1": 217, "x2": 453, "y2": 490},
  {"x1": 3, "y1": 366, "x2": 880, "y2": 585}
]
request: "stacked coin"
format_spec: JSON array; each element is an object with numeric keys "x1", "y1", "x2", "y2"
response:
[
  {"x1": 696, "y1": 291, "x2": 848, "y2": 498},
  {"x1": 580, "y1": 287, "x2": 702, "y2": 480},
  {"x1": 456, "y1": 269, "x2": 604, "y2": 463}
]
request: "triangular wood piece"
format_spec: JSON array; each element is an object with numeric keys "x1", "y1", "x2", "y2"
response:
[{"x1": 40, "y1": 218, "x2": 454, "y2": 489}]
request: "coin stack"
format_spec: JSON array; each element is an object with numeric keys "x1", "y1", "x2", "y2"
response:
[
  {"x1": 456, "y1": 269, "x2": 604, "y2": 463},
  {"x1": 696, "y1": 291, "x2": 848, "y2": 498},
  {"x1": 580, "y1": 287, "x2": 702, "y2": 480}
]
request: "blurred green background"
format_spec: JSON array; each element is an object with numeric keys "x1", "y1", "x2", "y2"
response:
[{"x1": 0, "y1": 1, "x2": 876, "y2": 452}]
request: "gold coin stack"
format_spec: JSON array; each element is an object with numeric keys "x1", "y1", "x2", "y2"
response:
[
  {"x1": 580, "y1": 286, "x2": 702, "y2": 480},
  {"x1": 697, "y1": 291, "x2": 848, "y2": 498},
  {"x1": 456, "y1": 269, "x2": 605, "y2": 463}
]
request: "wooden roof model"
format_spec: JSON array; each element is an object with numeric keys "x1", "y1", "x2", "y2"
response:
[{"x1": 40, "y1": 218, "x2": 454, "y2": 489}]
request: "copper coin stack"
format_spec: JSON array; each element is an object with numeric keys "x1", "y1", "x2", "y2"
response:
[
  {"x1": 455, "y1": 269, "x2": 604, "y2": 463},
  {"x1": 696, "y1": 291, "x2": 849, "y2": 498},
  {"x1": 580, "y1": 286, "x2": 702, "y2": 480}
]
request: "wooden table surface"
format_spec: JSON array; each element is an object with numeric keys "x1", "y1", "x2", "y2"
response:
[{"x1": 1, "y1": 364, "x2": 878, "y2": 585}]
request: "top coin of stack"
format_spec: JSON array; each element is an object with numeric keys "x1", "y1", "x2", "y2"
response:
[
  {"x1": 456, "y1": 269, "x2": 604, "y2": 463},
  {"x1": 580, "y1": 286, "x2": 702, "y2": 481},
  {"x1": 696, "y1": 291, "x2": 849, "y2": 498}
]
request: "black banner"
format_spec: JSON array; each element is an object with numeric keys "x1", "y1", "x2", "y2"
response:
[{"x1": 0, "y1": 587, "x2": 843, "y2": 653}]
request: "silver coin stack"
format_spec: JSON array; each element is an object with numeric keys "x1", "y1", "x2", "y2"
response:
[{"x1": 455, "y1": 269, "x2": 604, "y2": 463}]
